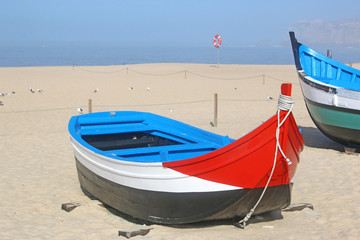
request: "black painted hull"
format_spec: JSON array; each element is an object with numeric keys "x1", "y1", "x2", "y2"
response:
[{"x1": 76, "y1": 158, "x2": 292, "y2": 224}]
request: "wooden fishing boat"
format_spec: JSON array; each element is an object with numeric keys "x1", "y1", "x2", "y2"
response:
[
  {"x1": 68, "y1": 83, "x2": 304, "y2": 226},
  {"x1": 290, "y1": 32, "x2": 360, "y2": 146}
]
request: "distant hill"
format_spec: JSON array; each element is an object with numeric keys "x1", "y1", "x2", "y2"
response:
[{"x1": 289, "y1": 19, "x2": 360, "y2": 47}]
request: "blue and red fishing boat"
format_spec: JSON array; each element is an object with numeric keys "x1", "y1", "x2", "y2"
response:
[{"x1": 68, "y1": 83, "x2": 304, "y2": 226}]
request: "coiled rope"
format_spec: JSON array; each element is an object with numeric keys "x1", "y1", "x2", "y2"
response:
[
  {"x1": 278, "y1": 94, "x2": 294, "y2": 111},
  {"x1": 235, "y1": 94, "x2": 294, "y2": 229}
]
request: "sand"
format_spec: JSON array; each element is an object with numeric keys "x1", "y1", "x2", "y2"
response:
[{"x1": 1, "y1": 63, "x2": 360, "y2": 239}]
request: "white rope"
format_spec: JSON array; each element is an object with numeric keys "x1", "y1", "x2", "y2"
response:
[
  {"x1": 278, "y1": 94, "x2": 294, "y2": 111},
  {"x1": 236, "y1": 94, "x2": 294, "y2": 229},
  {"x1": 277, "y1": 94, "x2": 294, "y2": 165}
]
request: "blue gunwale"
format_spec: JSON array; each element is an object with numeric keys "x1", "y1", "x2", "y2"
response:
[{"x1": 298, "y1": 42, "x2": 360, "y2": 91}]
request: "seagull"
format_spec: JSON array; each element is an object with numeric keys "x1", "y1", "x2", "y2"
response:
[
  {"x1": 93, "y1": 89, "x2": 99, "y2": 93},
  {"x1": 129, "y1": 87, "x2": 133, "y2": 90},
  {"x1": 0, "y1": 101, "x2": 3, "y2": 106},
  {"x1": 146, "y1": 87, "x2": 150, "y2": 91},
  {"x1": 267, "y1": 96, "x2": 274, "y2": 101},
  {"x1": 37, "y1": 89, "x2": 43, "y2": 93},
  {"x1": 77, "y1": 108, "x2": 83, "y2": 114},
  {"x1": 29, "y1": 87, "x2": 35, "y2": 93},
  {"x1": 169, "y1": 108, "x2": 174, "y2": 112}
]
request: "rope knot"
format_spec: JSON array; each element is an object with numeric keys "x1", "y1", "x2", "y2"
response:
[{"x1": 278, "y1": 94, "x2": 294, "y2": 111}]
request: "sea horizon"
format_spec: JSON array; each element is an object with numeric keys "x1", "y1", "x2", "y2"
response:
[{"x1": 2, "y1": 43, "x2": 360, "y2": 67}]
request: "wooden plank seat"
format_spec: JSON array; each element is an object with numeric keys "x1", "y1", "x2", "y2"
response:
[{"x1": 105, "y1": 143, "x2": 220, "y2": 162}]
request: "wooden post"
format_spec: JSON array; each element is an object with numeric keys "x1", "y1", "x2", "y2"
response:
[
  {"x1": 127, "y1": 67, "x2": 128, "y2": 75},
  {"x1": 72, "y1": 64, "x2": 74, "y2": 70},
  {"x1": 327, "y1": 49, "x2": 332, "y2": 59},
  {"x1": 214, "y1": 93, "x2": 218, "y2": 127},
  {"x1": 263, "y1": 74, "x2": 265, "y2": 85},
  {"x1": 88, "y1": 99, "x2": 92, "y2": 113},
  {"x1": 185, "y1": 70, "x2": 187, "y2": 79}
]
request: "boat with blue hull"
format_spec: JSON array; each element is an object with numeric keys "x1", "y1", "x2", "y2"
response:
[
  {"x1": 290, "y1": 32, "x2": 360, "y2": 146},
  {"x1": 68, "y1": 83, "x2": 304, "y2": 225}
]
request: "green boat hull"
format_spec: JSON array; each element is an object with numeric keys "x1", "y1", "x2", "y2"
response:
[{"x1": 305, "y1": 98, "x2": 360, "y2": 145}]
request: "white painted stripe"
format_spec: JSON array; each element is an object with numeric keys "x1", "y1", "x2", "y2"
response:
[
  {"x1": 299, "y1": 74, "x2": 360, "y2": 111},
  {"x1": 70, "y1": 138, "x2": 242, "y2": 193}
]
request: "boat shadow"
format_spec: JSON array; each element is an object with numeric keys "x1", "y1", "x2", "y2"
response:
[
  {"x1": 101, "y1": 202, "x2": 283, "y2": 228},
  {"x1": 299, "y1": 126, "x2": 356, "y2": 152},
  {"x1": 167, "y1": 210, "x2": 283, "y2": 229}
]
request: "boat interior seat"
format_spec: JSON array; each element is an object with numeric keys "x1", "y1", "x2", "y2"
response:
[{"x1": 105, "y1": 143, "x2": 220, "y2": 162}]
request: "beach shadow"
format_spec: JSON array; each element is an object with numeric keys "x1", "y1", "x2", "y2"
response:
[
  {"x1": 99, "y1": 203, "x2": 155, "y2": 226},
  {"x1": 99, "y1": 201, "x2": 283, "y2": 229},
  {"x1": 172, "y1": 210, "x2": 283, "y2": 229},
  {"x1": 80, "y1": 186, "x2": 98, "y2": 200},
  {"x1": 299, "y1": 126, "x2": 354, "y2": 152},
  {"x1": 162, "y1": 210, "x2": 282, "y2": 229}
]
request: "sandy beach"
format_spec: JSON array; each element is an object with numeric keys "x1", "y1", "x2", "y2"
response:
[{"x1": 1, "y1": 63, "x2": 360, "y2": 239}]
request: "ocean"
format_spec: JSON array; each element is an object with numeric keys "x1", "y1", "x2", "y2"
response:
[{"x1": 2, "y1": 44, "x2": 360, "y2": 67}]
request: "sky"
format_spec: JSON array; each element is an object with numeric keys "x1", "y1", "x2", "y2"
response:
[{"x1": 1, "y1": 0, "x2": 360, "y2": 48}]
